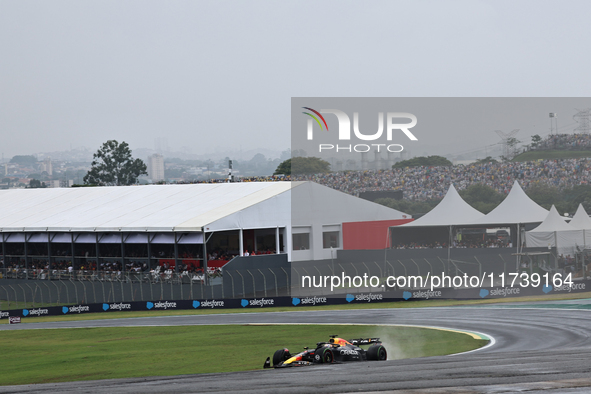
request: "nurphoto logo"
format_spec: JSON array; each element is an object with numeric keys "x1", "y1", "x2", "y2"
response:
[{"x1": 302, "y1": 107, "x2": 418, "y2": 154}]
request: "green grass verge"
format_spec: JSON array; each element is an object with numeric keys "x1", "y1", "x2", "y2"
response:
[
  {"x1": 512, "y1": 150, "x2": 591, "y2": 162},
  {"x1": 2, "y1": 291, "x2": 591, "y2": 325},
  {"x1": 0, "y1": 324, "x2": 486, "y2": 386}
]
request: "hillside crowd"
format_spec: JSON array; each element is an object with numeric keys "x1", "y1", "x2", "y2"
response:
[
  {"x1": 293, "y1": 158, "x2": 591, "y2": 201},
  {"x1": 534, "y1": 133, "x2": 591, "y2": 151}
]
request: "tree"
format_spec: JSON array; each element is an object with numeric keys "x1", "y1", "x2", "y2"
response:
[
  {"x1": 10, "y1": 155, "x2": 37, "y2": 166},
  {"x1": 531, "y1": 134, "x2": 542, "y2": 148},
  {"x1": 525, "y1": 182, "x2": 562, "y2": 210},
  {"x1": 274, "y1": 157, "x2": 330, "y2": 175},
  {"x1": 375, "y1": 198, "x2": 440, "y2": 216},
  {"x1": 393, "y1": 155, "x2": 452, "y2": 169},
  {"x1": 28, "y1": 179, "x2": 46, "y2": 188},
  {"x1": 83, "y1": 140, "x2": 147, "y2": 186},
  {"x1": 474, "y1": 156, "x2": 498, "y2": 165},
  {"x1": 459, "y1": 184, "x2": 504, "y2": 214},
  {"x1": 563, "y1": 185, "x2": 591, "y2": 212},
  {"x1": 280, "y1": 149, "x2": 291, "y2": 161}
]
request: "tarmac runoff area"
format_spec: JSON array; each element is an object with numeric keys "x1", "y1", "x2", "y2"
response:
[{"x1": 2, "y1": 301, "x2": 591, "y2": 393}]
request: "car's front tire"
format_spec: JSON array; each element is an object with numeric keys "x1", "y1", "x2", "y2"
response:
[{"x1": 272, "y1": 349, "x2": 291, "y2": 366}]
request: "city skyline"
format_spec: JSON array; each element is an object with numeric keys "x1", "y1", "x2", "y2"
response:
[{"x1": 3, "y1": 1, "x2": 591, "y2": 161}]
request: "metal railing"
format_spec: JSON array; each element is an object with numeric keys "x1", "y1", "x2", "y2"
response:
[{"x1": 0, "y1": 266, "x2": 290, "y2": 309}]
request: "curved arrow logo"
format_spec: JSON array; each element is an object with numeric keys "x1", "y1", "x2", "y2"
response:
[{"x1": 302, "y1": 107, "x2": 329, "y2": 131}]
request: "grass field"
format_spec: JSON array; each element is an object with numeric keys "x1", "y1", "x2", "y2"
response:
[
  {"x1": 512, "y1": 150, "x2": 591, "y2": 162},
  {"x1": 0, "y1": 324, "x2": 486, "y2": 386}
]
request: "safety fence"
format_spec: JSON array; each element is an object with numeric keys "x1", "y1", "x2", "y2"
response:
[
  {"x1": 3, "y1": 249, "x2": 588, "y2": 310},
  {"x1": 0, "y1": 269, "x2": 292, "y2": 309},
  {"x1": 0, "y1": 254, "x2": 291, "y2": 309}
]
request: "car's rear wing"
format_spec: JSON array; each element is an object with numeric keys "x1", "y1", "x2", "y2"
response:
[{"x1": 348, "y1": 338, "x2": 381, "y2": 346}]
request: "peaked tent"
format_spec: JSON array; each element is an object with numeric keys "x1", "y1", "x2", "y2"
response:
[
  {"x1": 390, "y1": 184, "x2": 484, "y2": 248},
  {"x1": 569, "y1": 204, "x2": 591, "y2": 230},
  {"x1": 528, "y1": 205, "x2": 574, "y2": 233},
  {"x1": 472, "y1": 181, "x2": 548, "y2": 226},
  {"x1": 567, "y1": 204, "x2": 591, "y2": 250},
  {"x1": 526, "y1": 205, "x2": 584, "y2": 256},
  {"x1": 401, "y1": 184, "x2": 485, "y2": 227}
]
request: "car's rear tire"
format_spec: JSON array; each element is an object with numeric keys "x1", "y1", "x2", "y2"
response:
[
  {"x1": 367, "y1": 345, "x2": 387, "y2": 360},
  {"x1": 272, "y1": 349, "x2": 291, "y2": 366}
]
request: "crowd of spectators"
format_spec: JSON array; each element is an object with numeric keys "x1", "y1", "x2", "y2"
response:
[
  {"x1": 293, "y1": 157, "x2": 591, "y2": 201},
  {"x1": 533, "y1": 134, "x2": 591, "y2": 151},
  {"x1": 393, "y1": 239, "x2": 510, "y2": 249},
  {"x1": 177, "y1": 157, "x2": 591, "y2": 204}
]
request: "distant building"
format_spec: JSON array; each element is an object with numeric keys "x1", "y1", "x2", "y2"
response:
[
  {"x1": 40, "y1": 158, "x2": 53, "y2": 176},
  {"x1": 147, "y1": 154, "x2": 165, "y2": 182}
]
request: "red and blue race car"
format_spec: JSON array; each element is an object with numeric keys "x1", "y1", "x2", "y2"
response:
[{"x1": 264, "y1": 335, "x2": 387, "y2": 368}]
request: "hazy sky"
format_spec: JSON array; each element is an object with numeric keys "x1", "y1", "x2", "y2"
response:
[{"x1": 2, "y1": 0, "x2": 591, "y2": 160}]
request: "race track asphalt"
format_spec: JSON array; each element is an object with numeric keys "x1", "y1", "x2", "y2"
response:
[{"x1": 1, "y1": 302, "x2": 591, "y2": 393}]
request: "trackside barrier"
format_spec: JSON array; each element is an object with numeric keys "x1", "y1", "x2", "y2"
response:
[
  {"x1": 0, "y1": 254, "x2": 291, "y2": 308},
  {"x1": 2, "y1": 250, "x2": 587, "y2": 309},
  {"x1": 1, "y1": 279, "x2": 590, "y2": 319}
]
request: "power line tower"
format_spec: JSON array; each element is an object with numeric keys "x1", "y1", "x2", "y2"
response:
[
  {"x1": 573, "y1": 108, "x2": 591, "y2": 134},
  {"x1": 494, "y1": 129, "x2": 520, "y2": 159}
]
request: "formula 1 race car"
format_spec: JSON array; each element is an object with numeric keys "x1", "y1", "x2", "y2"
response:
[{"x1": 263, "y1": 335, "x2": 387, "y2": 368}]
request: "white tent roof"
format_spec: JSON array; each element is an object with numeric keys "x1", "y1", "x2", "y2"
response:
[
  {"x1": 472, "y1": 181, "x2": 548, "y2": 225},
  {"x1": 568, "y1": 204, "x2": 591, "y2": 230},
  {"x1": 292, "y1": 181, "x2": 410, "y2": 226},
  {"x1": 401, "y1": 184, "x2": 484, "y2": 227},
  {"x1": 526, "y1": 205, "x2": 586, "y2": 254},
  {"x1": 0, "y1": 181, "x2": 409, "y2": 234},
  {"x1": 0, "y1": 182, "x2": 293, "y2": 232},
  {"x1": 529, "y1": 205, "x2": 576, "y2": 232}
]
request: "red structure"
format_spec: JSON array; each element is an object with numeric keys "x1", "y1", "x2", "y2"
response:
[{"x1": 342, "y1": 219, "x2": 413, "y2": 250}]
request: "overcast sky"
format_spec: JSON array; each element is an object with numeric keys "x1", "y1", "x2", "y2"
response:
[{"x1": 1, "y1": 0, "x2": 591, "y2": 160}]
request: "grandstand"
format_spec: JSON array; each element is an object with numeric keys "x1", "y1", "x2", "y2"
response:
[{"x1": 0, "y1": 182, "x2": 410, "y2": 280}]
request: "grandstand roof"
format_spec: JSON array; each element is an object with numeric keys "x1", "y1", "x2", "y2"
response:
[
  {"x1": 400, "y1": 184, "x2": 485, "y2": 227},
  {"x1": 0, "y1": 181, "x2": 409, "y2": 235},
  {"x1": 568, "y1": 204, "x2": 591, "y2": 230},
  {"x1": 472, "y1": 181, "x2": 548, "y2": 225},
  {"x1": 0, "y1": 182, "x2": 294, "y2": 232}
]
